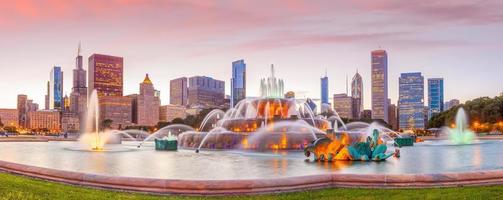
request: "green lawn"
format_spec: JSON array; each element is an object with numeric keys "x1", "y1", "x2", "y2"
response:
[{"x1": 1, "y1": 172, "x2": 503, "y2": 200}]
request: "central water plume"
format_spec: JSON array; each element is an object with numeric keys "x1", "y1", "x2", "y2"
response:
[{"x1": 445, "y1": 108, "x2": 476, "y2": 144}]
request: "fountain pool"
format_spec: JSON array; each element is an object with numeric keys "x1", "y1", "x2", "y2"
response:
[{"x1": 1, "y1": 140, "x2": 503, "y2": 180}]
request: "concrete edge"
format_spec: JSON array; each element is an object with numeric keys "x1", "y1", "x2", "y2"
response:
[{"x1": 1, "y1": 159, "x2": 503, "y2": 195}]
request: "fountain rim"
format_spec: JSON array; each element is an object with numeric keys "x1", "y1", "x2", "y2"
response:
[{"x1": 2, "y1": 158, "x2": 503, "y2": 195}]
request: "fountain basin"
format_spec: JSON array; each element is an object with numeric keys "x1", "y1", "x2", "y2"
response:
[
  {"x1": 178, "y1": 131, "x2": 325, "y2": 150},
  {"x1": 2, "y1": 140, "x2": 503, "y2": 194}
]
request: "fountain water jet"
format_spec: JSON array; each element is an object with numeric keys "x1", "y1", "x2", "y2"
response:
[{"x1": 445, "y1": 108, "x2": 476, "y2": 144}]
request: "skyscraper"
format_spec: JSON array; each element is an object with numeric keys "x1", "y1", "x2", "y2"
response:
[
  {"x1": 188, "y1": 76, "x2": 225, "y2": 107},
  {"x1": 49, "y1": 66, "x2": 64, "y2": 110},
  {"x1": 398, "y1": 72, "x2": 425, "y2": 130},
  {"x1": 371, "y1": 50, "x2": 388, "y2": 122},
  {"x1": 444, "y1": 99, "x2": 460, "y2": 110},
  {"x1": 134, "y1": 74, "x2": 160, "y2": 126},
  {"x1": 88, "y1": 54, "x2": 123, "y2": 97},
  {"x1": 44, "y1": 81, "x2": 49, "y2": 110},
  {"x1": 231, "y1": 59, "x2": 246, "y2": 108},
  {"x1": 70, "y1": 43, "x2": 88, "y2": 117},
  {"x1": 428, "y1": 78, "x2": 444, "y2": 120},
  {"x1": 170, "y1": 77, "x2": 188, "y2": 106},
  {"x1": 99, "y1": 96, "x2": 132, "y2": 130},
  {"x1": 17, "y1": 94, "x2": 27, "y2": 128},
  {"x1": 333, "y1": 93, "x2": 353, "y2": 119},
  {"x1": 351, "y1": 70, "x2": 363, "y2": 119},
  {"x1": 320, "y1": 72, "x2": 329, "y2": 105},
  {"x1": 388, "y1": 99, "x2": 398, "y2": 130}
]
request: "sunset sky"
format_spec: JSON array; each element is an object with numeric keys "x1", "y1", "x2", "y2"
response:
[{"x1": 1, "y1": 0, "x2": 503, "y2": 109}]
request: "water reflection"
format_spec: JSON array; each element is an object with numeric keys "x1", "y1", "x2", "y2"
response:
[{"x1": 0, "y1": 140, "x2": 503, "y2": 180}]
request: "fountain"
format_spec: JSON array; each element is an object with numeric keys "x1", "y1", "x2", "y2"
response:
[
  {"x1": 177, "y1": 65, "x2": 330, "y2": 152},
  {"x1": 304, "y1": 129, "x2": 397, "y2": 161},
  {"x1": 78, "y1": 90, "x2": 128, "y2": 151},
  {"x1": 445, "y1": 108, "x2": 476, "y2": 144}
]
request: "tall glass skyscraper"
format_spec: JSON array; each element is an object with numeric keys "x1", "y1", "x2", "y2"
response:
[
  {"x1": 231, "y1": 59, "x2": 246, "y2": 108},
  {"x1": 351, "y1": 70, "x2": 363, "y2": 119},
  {"x1": 398, "y1": 72, "x2": 425, "y2": 130},
  {"x1": 371, "y1": 50, "x2": 388, "y2": 122},
  {"x1": 428, "y1": 78, "x2": 444, "y2": 120},
  {"x1": 49, "y1": 66, "x2": 63, "y2": 110},
  {"x1": 320, "y1": 73, "x2": 329, "y2": 105}
]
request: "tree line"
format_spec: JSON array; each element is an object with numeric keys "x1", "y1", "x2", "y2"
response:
[{"x1": 429, "y1": 94, "x2": 503, "y2": 129}]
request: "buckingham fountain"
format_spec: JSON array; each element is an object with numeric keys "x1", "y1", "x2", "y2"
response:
[
  {"x1": 1, "y1": 65, "x2": 503, "y2": 193},
  {"x1": 142, "y1": 65, "x2": 397, "y2": 162},
  {"x1": 161, "y1": 65, "x2": 331, "y2": 152}
]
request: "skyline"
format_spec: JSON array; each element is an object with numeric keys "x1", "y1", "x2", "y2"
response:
[{"x1": 2, "y1": 0, "x2": 503, "y2": 108}]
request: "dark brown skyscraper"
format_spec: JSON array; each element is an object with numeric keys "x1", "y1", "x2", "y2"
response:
[
  {"x1": 88, "y1": 54, "x2": 123, "y2": 97},
  {"x1": 70, "y1": 43, "x2": 88, "y2": 117}
]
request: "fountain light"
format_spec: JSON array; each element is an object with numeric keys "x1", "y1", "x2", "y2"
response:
[{"x1": 445, "y1": 108, "x2": 476, "y2": 145}]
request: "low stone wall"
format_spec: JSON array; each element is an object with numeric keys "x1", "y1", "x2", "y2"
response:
[{"x1": 1, "y1": 160, "x2": 503, "y2": 195}]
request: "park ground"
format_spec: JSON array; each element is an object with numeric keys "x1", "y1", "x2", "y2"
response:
[{"x1": 1, "y1": 172, "x2": 503, "y2": 200}]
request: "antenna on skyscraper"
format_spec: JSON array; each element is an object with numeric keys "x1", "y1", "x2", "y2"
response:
[
  {"x1": 325, "y1": 67, "x2": 327, "y2": 77},
  {"x1": 77, "y1": 41, "x2": 81, "y2": 56}
]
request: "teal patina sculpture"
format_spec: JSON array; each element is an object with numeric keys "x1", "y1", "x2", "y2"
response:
[
  {"x1": 304, "y1": 129, "x2": 396, "y2": 162},
  {"x1": 155, "y1": 134, "x2": 178, "y2": 151}
]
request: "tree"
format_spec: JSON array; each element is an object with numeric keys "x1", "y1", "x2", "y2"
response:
[
  {"x1": 3, "y1": 126, "x2": 17, "y2": 133},
  {"x1": 0, "y1": 117, "x2": 4, "y2": 128},
  {"x1": 172, "y1": 118, "x2": 185, "y2": 124},
  {"x1": 101, "y1": 119, "x2": 113, "y2": 130},
  {"x1": 156, "y1": 121, "x2": 171, "y2": 129},
  {"x1": 429, "y1": 95, "x2": 503, "y2": 129}
]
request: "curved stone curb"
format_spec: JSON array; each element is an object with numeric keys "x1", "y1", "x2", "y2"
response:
[{"x1": 1, "y1": 160, "x2": 503, "y2": 195}]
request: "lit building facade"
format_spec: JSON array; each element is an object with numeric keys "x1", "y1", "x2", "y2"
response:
[
  {"x1": 88, "y1": 54, "x2": 123, "y2": 97},
  {"x1": 170, "y1": 77, "x2": 188, "y2": 106},
  {"x1": 49, "y1": 66, "x2": 64, "y2": 110},
  {"x1": 321, "y1": 75, "x2": 329, "y2": 105},
  {"x1": 99, "y1": 96, "x2": 132, "y2": 130},
  {"x1": 135, "y1": 74, "x2": 161, "y2": 127},
  {"x1": 398, "y1": 72, "x2": 425, "y2": 130},
  {"x1": 26, "y1": 100, "x2": 38, "y2": 112},
  {"x1": 0, "y1": 109, "x2": 19, "y2": 128},
  {"x1": 61, "y1": 112, "x2": 80, "y2": 133},
  {"x1": 371, "y1": 50, "x2": 388, "y2": 122},
  {"x1": 333, "y1": 93, "x2": 353, "y2": 119},
  {"x1": 70, "y1": 43, "x2": 88, "y2": 118},
  {"x1": 17, "y1": 95, "x2": 28, "y2": 128},
  {"x1": 351, "y1": 70, "x2": 363, "y2": 119},
  {"x1": 159, "y1": 105, "x2": 187, "y2": 122},
  {"x1": 27, "y1": 110, "x2": 60, "y2": 132},
  {"x1": 188, "y1": 76, "x2": 225, "y2": 108},
  {"x1": 231, "y1": 59, "x2": 246, "y2": 108},
  {"x1": 428, "y1": 78, "x2": 444, "y2": 119}
]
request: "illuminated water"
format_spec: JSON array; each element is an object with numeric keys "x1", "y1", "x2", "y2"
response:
[
  {"x1": 1, "y1": 140, "x2": 502, "y2": 180},
  {"x1": 445, "y1": 108, "x2": 476, "y2": 144}
]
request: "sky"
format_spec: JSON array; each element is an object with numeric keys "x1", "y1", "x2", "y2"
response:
[{"x1": 1, "y1": 0, "x2": 503, "y2": 109}]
